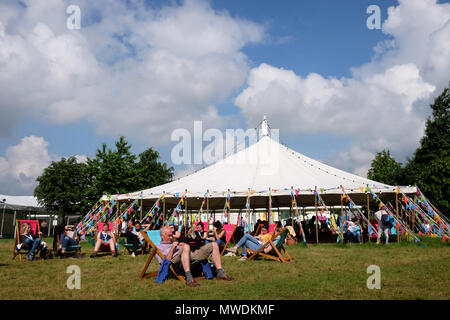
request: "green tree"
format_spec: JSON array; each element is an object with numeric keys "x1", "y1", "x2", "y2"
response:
[
  {"x1": 34, "y1": 157, "x2": 89, "y2": 221},
  {"x1": 85, "y1": 136, "x2": 138, "y2": 203},
  {"x1": 367, "y1": 149, "x2": 403, "y2": 185},
  {"x1": 135, "y1": 147, "x2": 174, "y2": 190},
  {"x1": 404, "y1": 84, "x2": 450, "y2": 214}
]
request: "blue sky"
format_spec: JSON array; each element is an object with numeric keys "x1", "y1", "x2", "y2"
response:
[{"x1": 1, "y1": 0, "x2": 449, "y2": 195}]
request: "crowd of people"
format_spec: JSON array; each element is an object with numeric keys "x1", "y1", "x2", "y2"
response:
[{"x1": 15, "y1": 208, "x2": 398, "y2": 286}]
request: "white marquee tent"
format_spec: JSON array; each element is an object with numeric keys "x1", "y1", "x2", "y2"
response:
[{"x1": 104, "y1": 117, "x2": 416, "y2": 211}]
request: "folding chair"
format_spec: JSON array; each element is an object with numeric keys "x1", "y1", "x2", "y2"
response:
[
  {"x1": 247, "y1": 228, "x2": 292, "y2": 263},
  {"x1": 139, "y1": 230, "x2": 205, "y2": 283},
  {"x1": 13, "y1": 220, "x2": 42, "y2": 261},
  {"x1": 90, "y1": 222, "x2": 119, "y2": 255},
  {"x1": 253, "y1": 223, "x2": 261, "y2": 236},
  {"x1": 53, "y1": 232, "x2": 81, "y2": 256},
  {"x1": 220, "y1": 224, "x2": 237, "y2": 256},
  {"x1": 123, "y1": 226, "x2": 147, "y2": 255}
]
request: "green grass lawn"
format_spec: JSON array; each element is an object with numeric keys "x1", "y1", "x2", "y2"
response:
[{"x1": 0, "y1": 237, "x2": 448, "y2": 300}]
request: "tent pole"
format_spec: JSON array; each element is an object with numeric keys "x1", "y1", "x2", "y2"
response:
[
  {"x1": 412, "y1": 201, "x2": 415, "y2": 238},
  {"x1": 206, "y1": 190, "x2": 209, "y2": 229},
  {"x1": 162, "y1": 192, "x2": 166, "y2": 226},
  {"x1": 13, "y1": 210, "x2": 17, "y2": 239},
  {"x1": 406, "y1": 205, "x2": 410, "y2": 242},
  {"x1": 140, "y1": 198, "x2": 143, "y2": 222},
  {"x1": 396, "y1": 191, "x2": 400, "y2": 243},
  {"x1": 340, "y1": 194, "x2": 344, "y2": 244},
  {"x1": 1, "y1": 203, "x2": 6, "y2": 238},
  {"x1": 184, "y1": 190, "x2": 188, "y2": 235},
  {"x1": 116, "y1": 201, "x2": 119, "y2": 224},
  {"x1": 314, "y1": 187, "x2": 319, "y2": 244},
  {"x1": 365, "y1": 192, "x2": 371, "y2": 244}
]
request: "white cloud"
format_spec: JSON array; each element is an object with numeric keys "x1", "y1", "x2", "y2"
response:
[
  {"x1": 235, "y1": 0, "x2": 450, "y2": 175},
  {"x1": 0, "y1": 136, "x2": 88, "y2": 195},
  {"x1": 0, "y1": 0, "x2": 265, "y2": 144},
  {"x1": 0, "y1": 136, "x2": 53, "y2": 194},
  {"x1": 74, "y1": 154, "x2": 88, "y2": 164}
]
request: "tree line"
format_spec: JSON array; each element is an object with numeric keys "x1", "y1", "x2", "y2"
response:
[
  {"x1": 367, "y1": 83, "x2": 449, "y2": 216},
  {"x1": 34, "y1": 137, "x2": 174, "y2": 221}
]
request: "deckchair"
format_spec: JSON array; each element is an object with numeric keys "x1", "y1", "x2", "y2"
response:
[
  {"x1": 90, "y1": 222, "x2": 119, "y2": 254},
  {"x1": 246, "y1": 228, "x2": 292, "y2": 263},
  {"x1": 139, "y1": 230, "x2": 205, "y2": 283},
  {"x1": 13, "y1": 220, "x2": 42, "y2": 261},
  {"x1": 54, "y1": 231, "x2": 81, "y2": 256},
  {"x1": 219, "y1": 224, "x2": 237, "y2": 256},
  {"x1": 122, "y1": 226, "x2": 149, "y2": 255}
]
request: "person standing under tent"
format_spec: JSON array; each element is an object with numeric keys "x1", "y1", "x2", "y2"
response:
[{"x1": 374, "y1": 209, "x2": 391, "y2": 244}]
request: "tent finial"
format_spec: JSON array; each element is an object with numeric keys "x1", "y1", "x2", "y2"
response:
[{"x1": 261, "y1": 115, "x2": 269, "y2": 137}]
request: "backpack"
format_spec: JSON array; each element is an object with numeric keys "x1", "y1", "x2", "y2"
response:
[{"x1": 381, "y1": 214, "x2": 391, "y2": 228}]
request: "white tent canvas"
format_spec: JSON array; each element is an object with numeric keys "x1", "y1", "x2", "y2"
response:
[
  {"x1": 0, "y1": 194, "x2": 44, "y2": 211},
  {"x1": 106, "y1": 117, "x2": 415, "y2": 209}
]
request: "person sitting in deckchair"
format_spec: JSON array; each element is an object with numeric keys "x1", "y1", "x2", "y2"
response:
[
  {"x1": 19, "y1": 222, "x2": 44, "y2": 261},
  {"x1": 213, "y1": 221, "x2": 226, "y2": 247},
  {"x1": 227, "y1": 223, "x2": 275, "y2": 261},
  {"x1": 127, "y1": 221, "x2": 150, "y2": 257},
  {"x1": 343, "y1": 217, "x2": 361, "y2": 244},
  {"x1": 188, "y1": 222, "x2": 208, "y2": 251},
  {"x1": 90, "y1": 223, "x2": 118, "y2": 257},
  {"x1": 169, "y1": 223, "x2": 181, "y2": 240},
  {"x1": 156, "y1": 226, "x2": 234, "y2": 287},
  {"x1": 59, "y1": 224, "x2": 78, "y2": 258}
]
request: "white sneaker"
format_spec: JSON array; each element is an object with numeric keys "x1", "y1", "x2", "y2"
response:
[
  {"x1": 227, "y1": 247, "x2": 237, "y2": 254},
  {"x1": 131, "y1": 252, "x2": 136, "y2": 258},
  {"x1": 239, "y1": 256, "x2": 247, "y2": 261}
]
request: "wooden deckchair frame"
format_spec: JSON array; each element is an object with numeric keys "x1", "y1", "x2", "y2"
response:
[
  {"x1": 220, "y1": 224, "x2": 237, "y2": 256},
  {"x1": 246, "y1": 228, "x2": 292, "y2": 263},
  {"x1": 13, "y1": 220, "x2": 42, "y2": 261},
  {"x1": 139, "y1": 230, "x2": 205, "y2": 283},
  {"x1": 253, "y1": 223, "x2": 261, "y2": 236}
]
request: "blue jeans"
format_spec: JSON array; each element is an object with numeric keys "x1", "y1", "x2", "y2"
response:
[
  {"x1": 235, "y1": 233, "x2": 262, "y2": 256},
  {"x1": 23, "y1": 238, "x2": 41, "y2": 254},
  {"x1": 60, "y1": 234, "x2": 77, "y2": 250},
  {"x1": 345, "y1": 230, "x2": 361, "y2": 243},
  {"x1": 216, "y1": 239, "x2": 226, "y2": 246}
]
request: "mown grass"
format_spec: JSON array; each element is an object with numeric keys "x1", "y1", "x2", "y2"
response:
[{"x1": 0, "y1": 237, "x2": 448, "y2": 300}]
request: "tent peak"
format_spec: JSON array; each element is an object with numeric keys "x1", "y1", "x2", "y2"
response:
[{"x1": 261, "y1": 115, "x2": 269, "y2": 137}]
